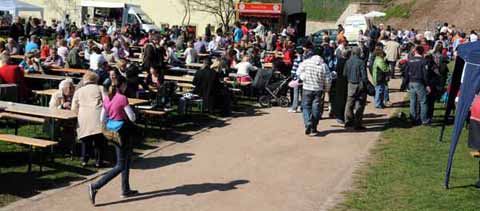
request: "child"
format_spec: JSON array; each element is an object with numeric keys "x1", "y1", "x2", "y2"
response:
[
  {"x1": 40, "y1": 37, "x2": 50, "y2": 59},
  {"x1": 288, "y1": 48, "x2": 304, "y2": 113},
  {"x1": 19, "y1": 52, "x2": 42, "y2": 74}
]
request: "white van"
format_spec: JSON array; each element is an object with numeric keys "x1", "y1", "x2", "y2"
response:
[
  {"x1": 80, "y1": 0, "x2": 160, "y2": 33},
  {"x1": 343, "y1": 15, "x2": 372, "y2": 45}
]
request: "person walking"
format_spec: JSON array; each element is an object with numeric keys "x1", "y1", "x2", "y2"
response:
[
  {"x1": 405, "y1": 46, "x2": 430, "y2": 125},
  {"x1": 384, "y1": 35, "x2": 401, "y2": 78},
  {"x1": 333, "y1": 49, "x2": 350, "y2": 125},
  {"x1": 88, "y1": 76, "x2": 138, "y2": 205},
  {"x1": 297, "y1": 55, "x2": 332, "y2": 136},
  {"x1": 344, "y1": 47, "x2": 368, "y2": 130}
]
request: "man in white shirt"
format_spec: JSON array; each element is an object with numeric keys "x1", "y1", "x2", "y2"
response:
[
  {"x1": 89, "y1": 47, "x2": 106, "y2": 71},
  {"x1": 298, "y1": 55, "x2": 332, "y2": 136},
  {"x1": 440, "y1": 23, "x2": 450, "y2": 34}
]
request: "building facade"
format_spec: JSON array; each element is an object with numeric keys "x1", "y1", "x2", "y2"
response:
[{"x1": 24, "y1": 0, "x2": 219, "y2": 36}]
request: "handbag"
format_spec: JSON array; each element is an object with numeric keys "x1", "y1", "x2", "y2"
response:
[
  {"x1": 106, "y1": 119, "x2": 124, "y2": 132},
  {"x1": 288, "y1": 79, "x2": 299, "y2": 88}
]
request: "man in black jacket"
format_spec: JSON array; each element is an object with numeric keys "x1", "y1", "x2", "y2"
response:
[
  {"x1": 9, "y1": 17, "x2": 24, "y2": 42},
  {"x1": 405, "y1": 46, "x2": 430, "y2": 125},
  {"x1": 344, "y1": 47, "x2": 368, "y2": 130},
  {"x1": 143, "y1": 34, "x2": 165, "y2": 71}
]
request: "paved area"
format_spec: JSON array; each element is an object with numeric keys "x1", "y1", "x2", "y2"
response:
[{"x1": 5, "y1": 80, "x2": 405, "y2": 211}]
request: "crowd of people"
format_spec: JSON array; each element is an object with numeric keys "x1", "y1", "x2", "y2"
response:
[
  {"x1": 0, "y1": 14, "x2": 476, "y2": 203},
  {"x1": 293, "y1": 22, "x2": 478, "y2": 135}
]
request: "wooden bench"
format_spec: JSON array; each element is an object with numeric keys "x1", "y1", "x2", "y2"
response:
[
  {"x1": 0, "y1": 112, "x2": 45, "y2": 124},
  {"x1": 0, "y1": 134, "x2": 57, "y2": 173},
  {"x1": 51, "y1": 68, "x2": 89, "y2": 74},
  {"x1": 0, "y1": 112, "x2": 45, "y2": 135},
  {"x1": 177, "y1": 83, "x2": 195, "y2": 92},
  {"x1": 165, "y1": 75, "x2": 194, "y2": 83},
  {"x1": 139, "y1": 110, "x2": 168, "y2": 138}
]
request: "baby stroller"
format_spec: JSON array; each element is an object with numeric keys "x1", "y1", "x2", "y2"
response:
[{"x1": 252, "y1": 69, "x2": 291, "y2": 108}]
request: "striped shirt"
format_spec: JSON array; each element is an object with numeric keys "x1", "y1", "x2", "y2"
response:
[
  {"x1": 291, "y1": 56, "x2": 303, "y2": 80},
  {"x1": 298, "y1": 56, "x2": 332, "y2": 92}
]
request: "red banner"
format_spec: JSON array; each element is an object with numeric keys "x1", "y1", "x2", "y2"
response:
[{"x1": 238, "y1": 3, "x2": 282, "y2": 14}]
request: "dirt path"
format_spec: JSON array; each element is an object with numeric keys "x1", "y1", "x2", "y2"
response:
[{"x1": 4, "y1": 79, "x2": 405, "y2": 211}]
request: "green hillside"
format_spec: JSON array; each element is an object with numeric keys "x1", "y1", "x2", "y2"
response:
[{"x1": 304, "y1": 0, "x2": 389, "y2": 21}]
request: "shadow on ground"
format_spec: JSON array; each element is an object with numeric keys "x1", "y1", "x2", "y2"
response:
[
  {"x1": 132, "y1": 153, "x2": 195, "y2": 170},
  {"x1": 96, "y1": 180, "x2": 250, "y2": 207}
]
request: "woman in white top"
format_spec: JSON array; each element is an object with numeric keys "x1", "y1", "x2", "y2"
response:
[
  {"x1": 89, "y1": 46, "x2": 106, "y2": 71},
  {"x1": 234, "y1": 56, "x2": 257, "y2": 83},
  {"x1": 183, "y1": 42, "x2": 197, "y2": 64},
  {"x1": 235, "y1": 56, "x2": 257, "y2": 77},
  {"x1": 57, "y1": 39, "x2": 69, "y2": 61}
]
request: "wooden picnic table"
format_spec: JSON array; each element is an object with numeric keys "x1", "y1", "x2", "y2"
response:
[
  {"x1": 32, "y1": 89, "x2": 147, "y2": 106},
  {"x1": 10, "y1": 55, "x2": 24, "y2": 60},
  {"x1": 0, "y1": 101, "x2": 77, "y2": 120},
  {"x1": 164, "y1": 75, "x2": 194, "y2": 83},
  {"x1": 263, "y1": 63, "x2": 273, "y2": 69},
  {"x1": 169, "y1": 67, "x2": 197, "y2": 75},
  {"x1": 185, "y1": 63, "x2": 204, "y2": 69},
  {"x1": 128, "y1": 98, "x2": 149, "y2": 106},
  {"x1": 128, "y1": 57, "x2": 143, "y2": 63},
  {"x1": 51, "y1": 68, "x2": 89, "y2": 74},
  {"x1": 25, "y1": 74, "x2": 72, "y2": 81}
]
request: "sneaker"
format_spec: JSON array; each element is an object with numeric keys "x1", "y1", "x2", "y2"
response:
[
  {"x1": 310, "y1": 128, "x2": 318, "y2": 136},
  {"x1": 121, "y1": 190, "x2": 139, "y2": 198},
  {"x1": 422, "y1": 119, "x2": 432, "y2": 125},
  {"x1": 88, "y1": 184, "x2": 97, "y2": 206},
  {"x1": 305, "y1": 126, "x2": 311, "y2": 135},
  {"x1": 385, "y1": 101, "x2": 392, "y2": 107},
  {"x1": 287, "y1": 109, "x2": 297, "y2": 113},
  {"x1": 336, "y1": 119, "x2": 345, "y2": 125}
]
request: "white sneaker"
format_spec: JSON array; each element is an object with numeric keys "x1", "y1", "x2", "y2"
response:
[{"x1": 287, "y1": 109, "x2": 297, "y2": 113}]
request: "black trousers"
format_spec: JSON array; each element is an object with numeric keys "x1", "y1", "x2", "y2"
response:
[{"x1": 80, "y1": 134, "x2": 106, "y2": 164}]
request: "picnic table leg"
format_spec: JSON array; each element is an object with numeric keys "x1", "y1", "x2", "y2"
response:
[
  {"x1": 50, "y1": 119, "x2": 55, "y2": 141},
  {"x1": 27, "y1": 145, "x2": 33, "y2": 173},
  {"x1": 14, "y1": 120, "x2": 18, "y2": 135}
]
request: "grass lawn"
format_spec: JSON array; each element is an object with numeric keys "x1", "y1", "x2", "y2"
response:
[
  {"x1": 304, "y1": 0, "x2": 390, "y2": 21},
  {"x1": 337, "y1": 101, "x2": 480, "y2": 210},
  {"x1": 338, "y1": 61, "x2": 480, "y2": 210}
]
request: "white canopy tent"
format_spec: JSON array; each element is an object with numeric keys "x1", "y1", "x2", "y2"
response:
[{"x1": 0, "y1": 0, "x2": 44, "y2": 19}]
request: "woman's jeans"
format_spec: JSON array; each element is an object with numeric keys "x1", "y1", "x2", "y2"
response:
[
  {"x1": 291, "y1": 86, "x2": 302, "y2": 110},
  {"x1": 92, "y1": 128, "x2": 133, "y2": 194}
]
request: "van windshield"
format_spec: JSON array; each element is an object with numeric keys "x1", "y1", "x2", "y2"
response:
[{"x1": 137, "y1": 13, "x2": 153, "y2": 25}]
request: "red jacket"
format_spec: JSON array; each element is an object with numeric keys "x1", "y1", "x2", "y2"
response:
[{"x1": 0, "y1": 64, "x2": 30, "y2": 99}]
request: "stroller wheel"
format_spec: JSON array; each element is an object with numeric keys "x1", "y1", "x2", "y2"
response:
[
  {"x1": 278, "y1": 96, "x2": 290, "y2": 108},
  {"x1": 259, "y1": 96, "x2": 272, "y2": 107}
]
